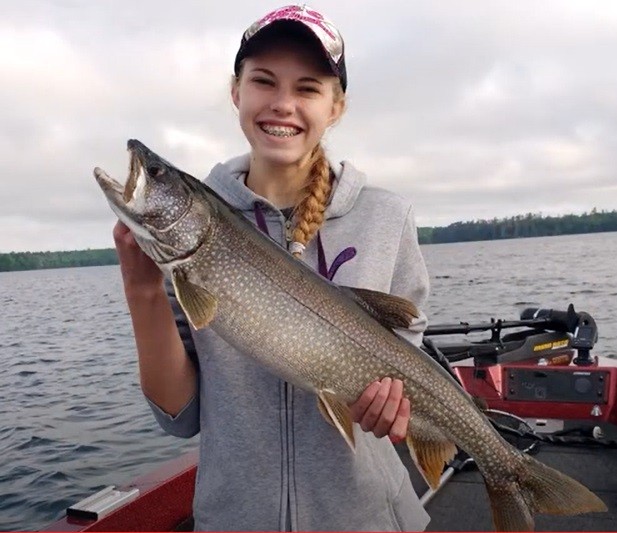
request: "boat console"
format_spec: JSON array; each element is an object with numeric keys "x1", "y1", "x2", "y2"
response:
[{"x1": 424, "y1": 304, "x2": 617, "y2": 429}]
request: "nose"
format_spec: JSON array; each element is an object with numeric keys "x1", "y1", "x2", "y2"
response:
[{"x1": 270, "y1": 87, "x2": 295, "y2": 115}]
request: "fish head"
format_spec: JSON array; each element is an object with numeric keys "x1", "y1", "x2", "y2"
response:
[{"x1": 94, "y1": 139, "x2": 213, "y2": 264}]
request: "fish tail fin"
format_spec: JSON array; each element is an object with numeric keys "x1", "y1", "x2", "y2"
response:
[{"x1": 484, "y1": 453, "x2": 607, "y2": 531}]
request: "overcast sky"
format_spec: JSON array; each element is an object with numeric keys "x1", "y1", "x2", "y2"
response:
[{"x1": 2, "y1": 0, "x2": 616, "y2": 252}]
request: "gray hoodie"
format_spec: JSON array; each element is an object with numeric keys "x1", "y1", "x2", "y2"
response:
[{"x1": 148, "y1": 154, "x2": 431, "y2": 532}]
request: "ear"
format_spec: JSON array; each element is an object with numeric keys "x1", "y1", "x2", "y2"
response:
[
  {"x1": 231, "y1": 79, "x2": 240, "y2": 109},
  {"x1": 328, "y1": 98, "x2": 345, "y2": 127}
]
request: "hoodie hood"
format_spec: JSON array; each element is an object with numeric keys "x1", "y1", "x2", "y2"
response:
[{"x1": 204, "y1": 154, "x2": 367, "y2": 219}]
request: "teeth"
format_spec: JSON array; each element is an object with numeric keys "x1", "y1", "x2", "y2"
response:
[
  {"x1": 124, "y1": 153, "x2": 142, "y2": 202},
  {"x1": 127, "y1": 165, "x2": 146, "y2": 209},
  {"x1": 260, "y1": 124, "x2": 301, "y2": 137}
]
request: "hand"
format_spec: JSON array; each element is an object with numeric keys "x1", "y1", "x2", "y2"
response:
[
  {"x1": 113, "y1": 221, "x2": 163, "y2": 295},
  {"x1": 349, "y1": 377, "x2": 410, "y2": 444}
]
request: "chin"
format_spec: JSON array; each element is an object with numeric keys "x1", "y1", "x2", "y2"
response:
[{"x1": 258, "y1": 148, "x2": 312, "y2": 168}]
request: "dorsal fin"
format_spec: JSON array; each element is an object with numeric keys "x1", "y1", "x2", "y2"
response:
[{"x1": 342, "y1": 286, "x2": 419, "y2": 329}]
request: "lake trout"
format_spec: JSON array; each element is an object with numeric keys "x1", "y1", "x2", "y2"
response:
[{"x1": 94, "y1": 139, "x2": 607, "y2": 531}]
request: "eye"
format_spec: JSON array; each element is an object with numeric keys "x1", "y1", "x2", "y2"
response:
[
  {"x1": 299, "y1": 86, "x2": 320, "y2": 94},
  {"x1": 252, "y1": 76, "x2": 274, "y2": 86},
  {"x1": 148, "y1": 165, "x2": 164, "y2": 177}
]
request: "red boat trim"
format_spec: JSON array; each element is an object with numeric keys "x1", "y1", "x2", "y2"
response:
[{"x1": 40, "y1": 450, "x2": 198, "y2": 532}]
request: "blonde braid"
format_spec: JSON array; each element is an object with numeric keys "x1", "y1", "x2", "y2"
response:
[{"x1": 290, "y1": 145, "x2": 332, "y2": 258}]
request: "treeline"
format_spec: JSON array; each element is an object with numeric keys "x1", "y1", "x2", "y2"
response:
[
  {"x1": 0, "y1": 248, "x2": 118, "y2": 272},
  {"x1": 1, "y1": 210, "x2": 616, "y2": 271},
  {"x1": 418, "y1": 209, "x2": 617, "y2": 244}
]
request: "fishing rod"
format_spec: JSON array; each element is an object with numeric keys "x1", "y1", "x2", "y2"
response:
[
  {"x1": 425, "y1": 304, "x2": 594, "y2": 336},
  {"x1": 424, "y1": 304, "x2": 598, "y2": 366}
]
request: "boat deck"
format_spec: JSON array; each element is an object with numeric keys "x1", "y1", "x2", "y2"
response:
[{"x1": 400, "y1": 442, "x2": 617, "y2": 531}]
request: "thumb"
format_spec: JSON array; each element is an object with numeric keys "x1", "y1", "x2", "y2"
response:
[{"x1": 113, "y1": 220, "x2": 133, "y2": 243}]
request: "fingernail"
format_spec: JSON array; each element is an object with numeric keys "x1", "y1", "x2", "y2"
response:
[{"x1": 389, "y1": 435, "x2": 404, "y2": 445}]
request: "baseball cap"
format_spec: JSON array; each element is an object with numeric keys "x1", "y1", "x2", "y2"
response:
[{"x1": 234, "y1": 4, "x2": 347, "y2": 92}]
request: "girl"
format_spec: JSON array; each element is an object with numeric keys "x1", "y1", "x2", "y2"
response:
[{"x1": 114, "y1": 5, "x2": 431, "y2": 531}]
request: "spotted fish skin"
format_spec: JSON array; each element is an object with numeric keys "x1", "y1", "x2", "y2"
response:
[{"x1": 94, "y1": 140, "x2": 607, "y2": 531}]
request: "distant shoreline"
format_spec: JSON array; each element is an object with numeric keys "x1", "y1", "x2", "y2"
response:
[
  {"x1": 1, "y1": 210, "x2": 615, "y2": 272},
  {"x1": 417, "y1": 209, "x2": 616, "y2": 246},
  {"x1": 0, "y1": 248, "x2": 118, "y2": 273}
]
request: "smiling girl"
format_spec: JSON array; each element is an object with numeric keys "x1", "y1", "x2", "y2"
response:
[{"x1": 114, "y1": 5, "x2": 430, "y2": 531}]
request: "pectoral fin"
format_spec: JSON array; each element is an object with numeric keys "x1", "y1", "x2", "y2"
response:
[
  {"x1": 406, "y1": 417, "x2": 458, "y2": 489},
  {"x1": 317, "y1": 390, "x2": 356, "y2": 452},
  {"x1": 172, "y1": 269, "x2": 218, "y2": 329},
  {"x1": 342, "y1": 286, "x2": 419, "y2": 329}
]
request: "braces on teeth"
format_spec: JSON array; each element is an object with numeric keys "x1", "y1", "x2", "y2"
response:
[{"x1": 261, "y1": 125, "x2": 299, "y2": 137}]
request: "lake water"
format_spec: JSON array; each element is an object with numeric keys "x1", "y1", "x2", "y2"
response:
[{"x1": 1, "y1": 232, "x2": 616, "y2": 531}]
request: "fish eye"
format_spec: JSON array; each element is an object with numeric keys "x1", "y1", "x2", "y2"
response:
[{"x1": 148, "y1": 165, "x2": 164, "y2": 177}]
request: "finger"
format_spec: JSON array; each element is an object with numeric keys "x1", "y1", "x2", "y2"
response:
[
  {"x1": 372, "y1": 378, "x2": 404, "y2": 438},
  {"x1": 113, "y1": 220, "x2": 130, "y2": 239},
  {"x1": 114, "y1": 224, "x2": 141, "y2": 253},
  {"x1": 359, "y1": 377, "x2": 392, "y2": 433},
  {"x1": 349, "y1": 381, "x2": 380, "y2": 422},
  {"x1": 113, "y1": 223, "x2": 134, "y2": 250},
  {"x1": 388, "y1": 397, "x2": 410, "y2": 444}
]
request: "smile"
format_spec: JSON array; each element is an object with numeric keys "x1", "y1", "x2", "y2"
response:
[{"x1": 259, "y1": 123, "x2": 302, "y2": 137}]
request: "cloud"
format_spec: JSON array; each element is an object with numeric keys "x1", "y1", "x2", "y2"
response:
[{"x1": 1, "y1": 0, "x2": 617, "y2": 252}]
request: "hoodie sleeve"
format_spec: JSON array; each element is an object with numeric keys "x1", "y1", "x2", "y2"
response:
[
  {"x1": 389, "y1": 205, "x2": 430, "y2": 347},
  {"x1": 145, "y1": 279, "x2": 200, "y2": 438}
]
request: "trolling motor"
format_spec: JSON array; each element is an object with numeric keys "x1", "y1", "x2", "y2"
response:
[
  {"x1": 424, "y1": 303, "x2": 599, "y2": 367},
  {"x1": 519, "y1": 304, "x2": 598, "y2": 366}
]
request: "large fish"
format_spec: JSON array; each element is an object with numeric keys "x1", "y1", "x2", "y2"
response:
[{"x1": 94, "y1": 140, "x2": 607, "y2": 531}]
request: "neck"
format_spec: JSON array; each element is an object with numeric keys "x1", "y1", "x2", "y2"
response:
[{"x1": 245, "y1": 155, "x2": 312, "y2": 208}]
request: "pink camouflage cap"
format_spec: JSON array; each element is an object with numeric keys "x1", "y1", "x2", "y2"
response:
[{"x1": 234, "y1": 4, "x2": 347, "y2": 91}]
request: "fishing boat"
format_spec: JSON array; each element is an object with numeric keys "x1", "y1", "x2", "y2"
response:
[{"x1": 41, "y1": 305, "x2": 616, "y2": 532}]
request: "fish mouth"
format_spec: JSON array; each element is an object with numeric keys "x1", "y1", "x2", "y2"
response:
[
  {"x1": 94, "y1": 139, "x2": 194, "y2": 241},
  {"x1": 93, "y1": 166, "x2": 125, "y2": 205},
  {"x1": 124, "y1": 143, "x2": 144, "y2": 203},
  {"x1": 93, "y1": 141, "x2": 148, "y2": 211}
]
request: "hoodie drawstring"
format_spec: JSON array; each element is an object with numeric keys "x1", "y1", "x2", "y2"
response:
[{"x1": 252, "y1": 202, "x2": 356, "y2": 281}]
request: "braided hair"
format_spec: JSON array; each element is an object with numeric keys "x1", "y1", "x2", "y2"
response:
[{"x1": 289, "y1": 144, "x2": 332, "y2": 258}]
